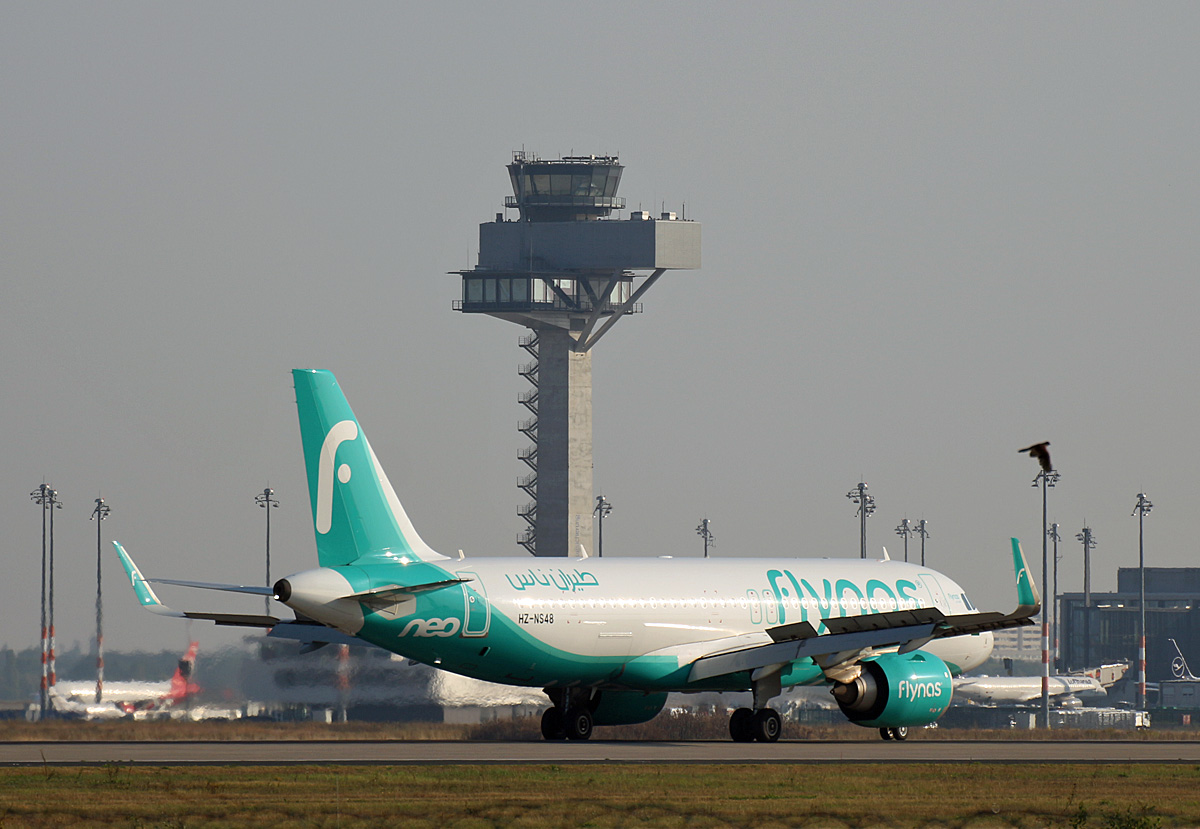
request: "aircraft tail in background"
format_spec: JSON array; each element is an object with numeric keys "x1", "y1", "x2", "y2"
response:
[{"x1": 164, "y1": 641, "x2": 201, "y2": 705}]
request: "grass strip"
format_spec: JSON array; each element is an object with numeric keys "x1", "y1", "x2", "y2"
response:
[{"x1": 0, "y1": 763, "x2": 1197, "y2": 827}]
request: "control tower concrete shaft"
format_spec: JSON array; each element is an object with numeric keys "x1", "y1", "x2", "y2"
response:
[{"x1": 454, "y1": 152, "x2": 700, "y2": 556}]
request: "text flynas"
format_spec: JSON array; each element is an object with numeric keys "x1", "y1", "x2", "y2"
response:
[
  {"x1": 759, "y1": 570, "x2": 926, "y2": 628},
  {"x1": 898, "y1": 678, "x2": 946, "y2": 702}
]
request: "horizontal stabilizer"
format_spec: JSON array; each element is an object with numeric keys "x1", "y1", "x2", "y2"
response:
[
  {"x1": 180, "y1": 612, "x2": 279, "y2": 628},
  {"x1": 113, "y1": 541, "x2": 186, "y2": 618},
  {"x1": 114, "y1": 541, "x2": 280, "y2": 628},
  {"x1": 149, "y1": 578, "x2": 275, "y2": 596}
]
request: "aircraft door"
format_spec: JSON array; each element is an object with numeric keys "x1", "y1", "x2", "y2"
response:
[
  {"x1": 919, "y1": 574, "x2": 949, "y2": 613},
  {"x1": 460, "y1": 572, "x2": 490, "y2": 638}
]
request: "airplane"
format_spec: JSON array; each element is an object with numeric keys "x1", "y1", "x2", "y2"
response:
[
  {"x1": 114, "y1": 369, "x2": 1040, "y2": 742},
  {"x1": 47, "y1": 642, "x2": 200, "y2": 719},
  {"x1": 953, "y1": 663, "x2": 1128, "y2": 709}
]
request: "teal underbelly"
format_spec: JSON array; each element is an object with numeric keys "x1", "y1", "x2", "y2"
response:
[{"x1": 355, "y1": 606, "x2": 828, "y2": 694}]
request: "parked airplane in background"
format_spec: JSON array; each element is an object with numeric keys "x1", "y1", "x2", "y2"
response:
[
  {"x1": 954, "y1": 663, "x2": 1128, "y2": 708},
  {"x1": 49, "y1": 642, "x2": 200, "y2": 720},
  {"x1": 116, "y1": 369, "x2": 1040, "y2": 742}
]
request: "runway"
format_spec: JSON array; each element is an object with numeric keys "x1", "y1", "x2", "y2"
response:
[{"x1": 3, "y1": 740, "x2": 1199, "y2": 766}]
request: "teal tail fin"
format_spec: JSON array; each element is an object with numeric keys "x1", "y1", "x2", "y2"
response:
[
  {"x1": 293, "y1": 369, "x2": 446, "y2": 566},
  {"x1": 1010, "y1": 537, "x2": 1041, "y2": 616}
]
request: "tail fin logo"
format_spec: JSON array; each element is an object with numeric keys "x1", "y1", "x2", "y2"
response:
[{"x1": 316, "y1": 420, "x2": 359, "y2": 534}]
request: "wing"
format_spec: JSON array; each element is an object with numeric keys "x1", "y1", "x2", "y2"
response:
[{"x1": 688, "y1": 538, "x2": 1039, "y2": 684}]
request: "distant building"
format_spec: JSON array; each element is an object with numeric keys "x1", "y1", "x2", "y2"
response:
[
  {"x1": 990, "y1": 627, "x2": 1043, "y2": 661},
  {"x1": 245, "y1": 640, "x2": 544, "y2": 723},
  {"x1": 1059, "y1": 567, "x2": 1200, "y2": 685}
]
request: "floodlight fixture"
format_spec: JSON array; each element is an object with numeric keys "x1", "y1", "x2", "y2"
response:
[
  {"x1": 30, "y1": 485, "x2": 62, "y2": 717},
  {"x1": 256, "y1": 487, "x2": 280, "y2": 614},
  {"x1": 593, "y1": 495, "x2": 612, "y2": 557},
  {"x1": 845, "y1": 482, "x2": 876, "y2": 560},
  {"x1": 1031, "y1": 467, "x2": 1060, "y2": 729},
  {"x1": 1132, "y1": 492, "x2": 1153, "y2": 711},
  {"x1": 90, "y1": 497, "x2": 112, "y2": 704},
  {"x1": 1047, "y1": 522, "x2": 1061, "y2": 672},
  {"x1": 894, "y1": 518, "x2": 914, "y2": 563},
  {"x1": 696, "y1": 517, "x2": 715, "y2": 559},
  {"x1": 914, "y1": 519, "x2": 930, "y2": 566},
  {"x1": 1076, "y1": 525, "x2": 1097, "y2": 666}
]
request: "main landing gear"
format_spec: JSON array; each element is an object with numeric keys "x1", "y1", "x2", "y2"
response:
[
  {"x1": 728, "y1": 707, "x2": 782, "y2": 742},
  {"x1": 729, "y1": 668, "x2": 785, "y2": 742},
  {"x1": 879, "y1": 726, "x2": 908, "y2": 741},
  {"x1": 540, "y1": 688, "x2": 594, "y2": 741},
  {"x1": 729, "y1": 671, "x2": 787, "y2": 743},
  {"x1": 540, "y1": 706, "x2": 593, "y2": 741}
]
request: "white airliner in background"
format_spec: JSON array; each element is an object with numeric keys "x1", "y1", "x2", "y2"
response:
[
  {"x1": 116, "y1": 370, "x2": 1041, "y2": 742},
  {"x1": 48, "y1": 642, "x2": 199, "y2": 720},
  {"x1": 954, "y1": 663, "x2": 1128, "y2": 708}
]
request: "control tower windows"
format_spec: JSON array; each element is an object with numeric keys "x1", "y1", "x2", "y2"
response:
[
  {"x1": 460, "y1": 276, "x2": 630, "y2": 311},
  {"x1": 512, "y1": 170, "x2": 621, "y2": 199}
]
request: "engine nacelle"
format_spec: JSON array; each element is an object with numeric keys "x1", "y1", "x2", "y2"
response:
[
  {"x1": 831, "y1": 651, "x2": 953, "y2": 729},
  {"x1": 590, "y1": 691, "x2": 668, "y2": 726}
]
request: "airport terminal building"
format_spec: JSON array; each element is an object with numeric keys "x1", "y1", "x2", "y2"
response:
[{"x1": 1059, "y1": 567, "x2": 1200, "y2": 684}]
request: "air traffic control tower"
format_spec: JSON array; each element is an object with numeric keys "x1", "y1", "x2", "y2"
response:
[{"x1": 454, "y1": 152, "x2": 700, "y2": 556}]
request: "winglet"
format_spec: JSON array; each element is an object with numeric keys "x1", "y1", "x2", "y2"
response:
[
  {"x1": 112, "y1": 541, "x2": 186, "y2": 618},
  {"x1": 1011, "y1": 537, "x2": 1041, "y2": 616}
]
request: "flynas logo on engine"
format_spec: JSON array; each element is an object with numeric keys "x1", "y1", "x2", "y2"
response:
[
  {"x1": 898, "y1": 679, "x2": 945, "y2": 702},
  {"x1": 316, "y1": 420, "x2": 358, "y2": 534}
]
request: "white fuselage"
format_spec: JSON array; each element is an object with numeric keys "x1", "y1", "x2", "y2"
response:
[
  {"x1": 286, "y1": 554, "x2": 994, "y2": 690},
  {"x1": 953, "y1": 674, "x2": 1106, "y2": 706}
]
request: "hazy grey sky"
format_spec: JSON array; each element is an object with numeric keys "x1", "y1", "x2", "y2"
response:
[{"x1": 3, "y1": 3, "x2": 1198, "y2": 655}]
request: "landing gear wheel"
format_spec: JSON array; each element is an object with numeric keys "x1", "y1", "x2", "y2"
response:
[
  {"x1": 752, "y1": 708, "x2": 782, "y2": 743},
  {"x1": 565, "y1": 709, "x2": 594, "y2": 741},
  {"x1": 890, "y1": 726, "x2": 908, "y2": 741},
  {"x1": 540, "y1": 707, "x2": 566, "y2": 741},
  {"x1": 879, "y1": 727, "x2": 893, "y2": 741},
  {"x1": 729, "y1": 707, "x2": 755, "y2": 742}
]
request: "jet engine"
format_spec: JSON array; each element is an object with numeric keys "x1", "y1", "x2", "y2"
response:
[{"x1": 831, "y1": 651, "x2": 953, "y2": 729}]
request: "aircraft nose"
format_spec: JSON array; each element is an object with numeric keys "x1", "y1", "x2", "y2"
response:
[{"x1": 272, "y1": 578, "x2": 292, "y2": 603}]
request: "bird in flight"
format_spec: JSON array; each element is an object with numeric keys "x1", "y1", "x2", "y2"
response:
[{"x1": 1018, "y1": 441, "x2": 1052, "y2": 472}]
